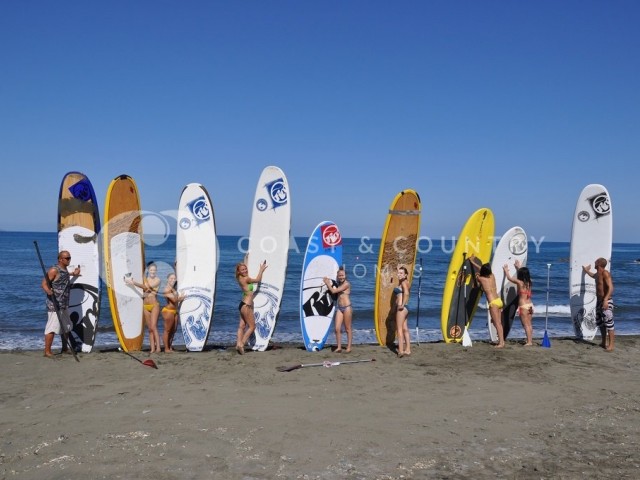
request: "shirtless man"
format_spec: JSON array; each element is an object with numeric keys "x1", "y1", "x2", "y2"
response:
[
  {"x1": 469, "y1": 255, "x2": 505, "y2": 348},
  {"x1": 583, "y1": 258, "x2": 615, "y2": 351}
]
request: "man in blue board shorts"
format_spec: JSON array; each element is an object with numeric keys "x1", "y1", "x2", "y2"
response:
[
  {"x1": 41, "y1": 251, "x2": 80, "y2": 357},
  {"x1": 583, "y1": 258, "x2": 615, "y2": 351}
]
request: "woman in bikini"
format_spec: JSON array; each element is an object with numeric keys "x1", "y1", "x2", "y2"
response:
[
  {"x1": 503, "y1": 260, "x2": 534, "y2": 346},
  {"x1": 469, "y1": 255, "x2": 505, "y2": 348},
  {"x1": 394, "y1": 266, "x2": 411, "y2": 357},
  {"x1": 235, "y1": 255, "x2": 267, "y2": 354},
  {"x1": 125, "y1": 262, "x2": 162, "y2": 353},
  {"x1": 161, "y1": 272, "x2": 183, "y2": 352},
  {"x1": 323, "y1": 266, "x2": 353, "y2": 353}
]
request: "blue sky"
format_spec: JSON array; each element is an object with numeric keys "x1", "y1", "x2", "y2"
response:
[{"x1": 1, "y1": 1, "x2": 638, "y2": 242}]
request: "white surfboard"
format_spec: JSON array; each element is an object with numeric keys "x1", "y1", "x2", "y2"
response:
[
  {"x1": 300, "y1": 221, "x2": 343, "y2": 352},
  {"x1": 176, "y1": 183, "x2": 217, "y2": 351},
  {"x1": 58, "y1": 172, "x2": 101, "y2": 353},
  {"x1": 488, "y1": 226, "x2": 528, "y2": 343},
  {"x1": 247, "y1": 166, "x2": 291, "y2": 351},
  {"x1": 570, "y1": 184, "x2": 612, "y2": 340}
]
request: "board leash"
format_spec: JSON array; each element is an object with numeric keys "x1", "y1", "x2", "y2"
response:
[{"x1": 33, "y1": 241, "x2": 79, "y2": 362}]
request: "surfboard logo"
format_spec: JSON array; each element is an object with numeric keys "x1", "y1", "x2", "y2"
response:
[
  {"x1": 321, "y1": 224, "x2": 342, "y2": 248},
  {"x1": 590, "y1": 193, "x2": 610, "y2": 218},
  {"x1": 509, "y1": 232, "x2": 527, "y2": 255},
  {"x1": 267, "y1": 178, "x2": 288, "y2": 209},
  {"x1": 69, "y1": 179, "x2": 94, "y2": 202},
  {"x1": 188, "y1": 195, "x2": 211, "y2": 224}
]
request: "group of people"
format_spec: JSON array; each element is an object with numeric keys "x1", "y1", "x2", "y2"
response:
[{"x1": 41, "y1": 250, "x2": 615, "y2": 357}]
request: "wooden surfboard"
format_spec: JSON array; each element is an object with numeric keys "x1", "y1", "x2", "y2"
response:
[
  {"x1": 103, "y1": 175, "x2": 145, "y2": 352},
  {"x1": 570, "y1": 184, "x2": 612, "y2": 340},
  {"x1": 441, "y1": 208, "x2": 494, "y2": 343},
  {"x1": 300, "y1": 221, "x2": 343, "y2": 351},
  {"x1": 176, "y1": 183, "x2": 217, "y2": 351},
  {"x1": 58, "y1": 171, "x2": 101, "y2": 353},
  {"x1": 374, "y1": 190, "x2": 421, "y2": 347},
  {"x1": 246, "y1": 166, "x2": 291, "y2": 351},
  {"x1": 488, "y1": 226, "x2": 528, "y2": 342}
]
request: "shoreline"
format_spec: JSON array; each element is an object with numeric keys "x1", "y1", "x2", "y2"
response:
[{"x1": 2, "y1": 337, "x2": 639, "y2": 478}]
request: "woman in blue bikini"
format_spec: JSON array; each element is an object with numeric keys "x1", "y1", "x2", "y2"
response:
[
  {"x1": 395, "y1": 266, "x2": 411, "y2": 357},
  {"x1": 235, "y1": 255, "x2": 267, "y2": 354},
  {"x1": 323, "y1": 266, "x2": 353, "y2": 353}
]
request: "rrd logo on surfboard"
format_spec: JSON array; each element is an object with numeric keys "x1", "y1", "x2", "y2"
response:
[
  {"x1": 256, "y1": 177, "x2": 288, "y2": 212},
  {"x1": 321, "y1": 224, "x2": 342, "y2": 248},
  {"x1": 180, "y1": 195, "x2": 210, "y2": 228},
  {"x1": 578, "y1": 192, "x2": 610, "y2": 222}
]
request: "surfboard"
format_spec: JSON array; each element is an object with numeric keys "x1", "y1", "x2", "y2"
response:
[
  {"x1": 570, "y1": 184, "x2": 612, "y2": 340},
  {"x1": 300, "y1": 221, "x2": 343, "y2": 351},
  {"x1": 441, "y1": 208, "x2": 494, "y2": 343},
  {"x1": 488, "y1": 226, "x2": 528, "y2": 343},
  {"x1": 103, "y1": 174, "x2": 145, "y2": 352},
  {"x1": 374, "y1": 190, "x2": 421, "y2": 347},
  {"x1": 57, "y1": 171, "x2": 101, "y2": 353},
  {"x1": 246, "y1": 166, "x2": 291, "y2": 351},
  {"x1": 176, "y1": 183, "x2": 217, "y2": 351}
]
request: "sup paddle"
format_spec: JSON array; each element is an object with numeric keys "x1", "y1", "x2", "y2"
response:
[
  {"x1": 277, "y1": 358, "x2": 375, "y2": 372},
  {"x1": 415, "y1": 257, "x2": 423, "y2": 345},
  {"x1": 34, "y1": 241, "x2": 79, "y2": 362},
  {"x1": 119, "y1": 348, "x2": 158, "y2": 369},
  {"x1": 542, "y1": 263, "x2": 551, "y2": 348}
]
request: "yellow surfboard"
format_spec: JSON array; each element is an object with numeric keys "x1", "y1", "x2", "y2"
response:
[
  {"x1": 103, "y1": 175, "x2": 145, "y2": 352},
  {"x1": 441, "y1": 208, "x2": 494, "y2": 343},
  {"x1": 374, "y1": 190, "x2": 421, "y2": 346}
]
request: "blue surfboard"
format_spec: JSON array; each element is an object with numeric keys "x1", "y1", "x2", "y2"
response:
[{"x1": 300, "y1": 221, "x2": 343, "y2": 351}]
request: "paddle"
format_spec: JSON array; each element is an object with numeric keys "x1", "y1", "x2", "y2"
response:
[
  {"x1": 34, "y1": 241, "x2": 79, "y2": 362},
  {"x1": 542, "y1": 263, "x2": 551, "y2": 348},
  {"x1": 119, "y1": 348, "x2": 158, "y2": 369},
  {"x1": 461, "y1": 263, "x2": 473, "y2": 347},
  {"x1": 451, "y1": 253, "x2": 467, "y2": 341},
  {"x1": 277, "y1": 358, "x2": 375, "y2": 372},
  {"x1": 415, "y1": 257, "x2": 423, "y2": 345}
]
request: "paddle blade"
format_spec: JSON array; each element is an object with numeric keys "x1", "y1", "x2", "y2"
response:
[
  {"x1": 277, "y1": 364, "x2": 302, "y2": 372},
  {"x1": 462, "y1": 328, "x2": 473, "y2": 347},
  {"x1": 541, "y1": 331, "x2": 551, "y2": 348},
  {"x1": 143, "y1": 359, "x2": 158, "y2": 369}
]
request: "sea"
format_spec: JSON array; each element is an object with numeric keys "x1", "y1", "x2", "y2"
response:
[{"x1": 2, "y1": 231, "x2": 639, "y2": 351}]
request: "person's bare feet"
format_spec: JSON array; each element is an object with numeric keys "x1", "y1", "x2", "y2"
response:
[
  {"x1": 44, "y1": 352, "x2": 54, "y2": 358},
  {"x1": 334, "y1": 347, "x2": 342, "y2": 353},
  {"x1": 494, "y1": 343, "x2": 505, "y2": 349},
  {"x1": 345, "y1": 348, "x2": 352, "y2": 353},
  {"x1": 236, "y1": 344, "x2": 244, "y2": 355}
]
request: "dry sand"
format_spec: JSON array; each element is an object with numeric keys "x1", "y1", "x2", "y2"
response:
[{"x1": 1, "y1": 336, "x2": 639, "y2": 479}]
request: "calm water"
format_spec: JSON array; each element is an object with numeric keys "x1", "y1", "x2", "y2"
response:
[{"x1": 2, "y1": 231, "x2": 639, "y2": 351}]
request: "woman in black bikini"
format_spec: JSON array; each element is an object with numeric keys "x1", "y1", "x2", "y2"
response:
[
  {"x1": 235, "y1": 256, "x2": 267, "y2": 354},
  {"x1": 323, "y1": 266, "x2": 353, "y2": 353},
  {"x1": 394, "y1": 266, "x2": 411, "y2": 357}
]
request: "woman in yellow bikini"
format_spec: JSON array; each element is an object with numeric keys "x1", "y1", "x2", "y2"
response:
[
  {"x1": 161, "y1": 272, "x2": 183, "y2": 352},
  {"x1": 235, "y1": 255, "x2": 267, "y2": 354},
  {"x1": 125, "y1": 262, "x2": 162, "y2": 353},
  {"x1": 469, "y1": 255, "x2": 505, "y2": 348},
  {"x1": 503, "y1": 260, "x2": 534, "y2": 346}
]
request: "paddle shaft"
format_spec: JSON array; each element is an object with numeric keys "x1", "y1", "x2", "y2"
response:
[
  {"x1": 415, "y1": 257, "x2": 423, "y2": 344},
  {"x1": 34, "y1": 241, "x2": 79, "y2": 362},
  {"x1": 545, "y1": 264, "x2": 551, "y2": 331}
]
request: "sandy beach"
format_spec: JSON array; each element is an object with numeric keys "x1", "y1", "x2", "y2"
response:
[{"x1": 1, "y1": 336, "x2": 639, "y2": 479}]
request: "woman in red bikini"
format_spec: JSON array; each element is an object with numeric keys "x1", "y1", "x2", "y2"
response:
[{"x1": 503, "y1": 260, "x2": 534, "y2": 346}]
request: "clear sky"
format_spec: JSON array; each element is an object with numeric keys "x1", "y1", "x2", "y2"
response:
[{"x1": 1, "y1": 1, "x2": 638, "y2": 242}]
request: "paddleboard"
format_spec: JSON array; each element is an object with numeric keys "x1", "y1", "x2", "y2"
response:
[
  {"x1": 103, "y1": 174, "x2": 145, "y2": 352},
  {"x1": 176, "y1": 183, "x2": 217, "y2": 351},
  {"x1": 57, "y1": 171, "x2": 101, "y2": 353},
  {"x1": 570, "y1": 184, "x2": 612, "y2": 340},
  {"x1": 488, "y1": 226, "x2": 528, "y2": 342},
  {"x1": 246, "y1": 166, "x2": 291, "y2": 351},
  {"x1": 374, "y1": 190, "x2": 421, "y2": 347},
  {"x1": 441, "y1": 208, "x2": 494, "y2": 343},
  {"x1": 300, "y1": 221, "x2": 343, "y2": 351}
]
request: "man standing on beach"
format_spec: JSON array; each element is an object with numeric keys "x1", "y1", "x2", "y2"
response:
[
  {"x1": 583, "y1": 258, "x2": 615, "y2": 351},
  {"x1": 41, "y1": 250, "x2": 80, "y2": 357},
  {"x1": 469, "y1": 255, "x2": 505, "y2": 348}
]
